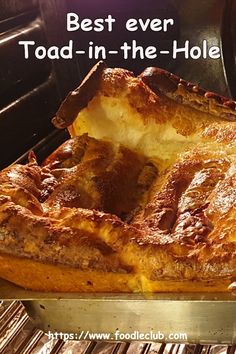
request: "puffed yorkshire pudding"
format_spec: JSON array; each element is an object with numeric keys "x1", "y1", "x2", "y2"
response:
[{"x1": 0, "y1": 61, "x2": 236, "y2": 292}]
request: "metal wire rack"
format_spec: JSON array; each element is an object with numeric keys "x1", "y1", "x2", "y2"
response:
[{"x1": 0, "y1": 301, "x2": 235, "y2": 354}]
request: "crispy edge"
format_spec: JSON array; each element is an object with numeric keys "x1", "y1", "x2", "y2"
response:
[{"x1": 0, "y1": 253, "x2": 231, "y2": 293}]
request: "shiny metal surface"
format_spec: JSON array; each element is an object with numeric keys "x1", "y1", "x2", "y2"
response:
[
  {"x1": 0, "y1": 280, "x2": 236, "y2": 344},
  {"x1": 24, "y1": 297, "x2": 236, "y2": 344},
  {"x1": 0, "y1": 302, "x2": 236, "y2": 353}
]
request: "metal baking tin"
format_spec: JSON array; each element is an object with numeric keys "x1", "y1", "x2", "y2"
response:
[{"x1": 0, "y1": 279, "x2": 236, "y2": 344}]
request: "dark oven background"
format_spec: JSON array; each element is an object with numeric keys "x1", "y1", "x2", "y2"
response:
[{"x1": 0, "y1": 0, "x2": 235, "y2": 169}]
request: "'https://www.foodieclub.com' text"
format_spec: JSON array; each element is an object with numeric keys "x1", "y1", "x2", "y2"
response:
[{"x1": 46, "y1": 330, "x2": 188, "y2": 342}]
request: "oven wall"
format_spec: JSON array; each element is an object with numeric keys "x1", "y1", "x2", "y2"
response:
[
  {"x1": 0, "y1": 0, "x2": 79, "y2": 169},
  {"x1": 67, "y1": 0, "x2": 235, "y2": 97}
]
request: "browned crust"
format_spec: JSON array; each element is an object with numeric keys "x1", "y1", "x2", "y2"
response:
[
  {"x1": 0, "y1": 253, "x2": 132, "y2": 292},
  {"x1": 1, "y1": 63, "x2": 236, "y2": 293},
  {"x1": 139, "y1": 67, "x2": 236, "y2": 121},
  {"x1": 0, "y1": 143, "x2": 236, "y2": 292},
  {"x1": 52, "y1": 61, "x2": 107, "y2": 129},
  {"x1": 0, "y1": 253, "x2": 231, "y2": 293},
  {"x1": 52, "y1": 62, "x2": 236, "y2": 130}
]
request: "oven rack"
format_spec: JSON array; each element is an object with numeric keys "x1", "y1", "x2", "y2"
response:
[{"x1": 0, "y1": 301, "x2": 235, "y2": 354}]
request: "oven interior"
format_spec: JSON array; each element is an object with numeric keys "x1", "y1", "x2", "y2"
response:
[
  {"x1": 1, "y1": 301, "x2": 235, "y2": 354},
  {"x1": 0, "y1": 0, "x2": 236, "y2": 352}
]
